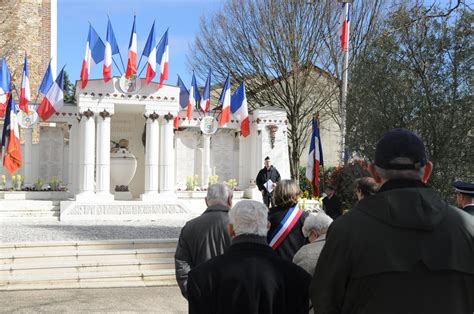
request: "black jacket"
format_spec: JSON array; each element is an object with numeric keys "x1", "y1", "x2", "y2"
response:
[
  {"x1": 174, "y1": 204, "x2": 231, "y2": 299},
  {"x1": 310, "y1": 179, "x2": 474, "y2": 314},
  {"x1": 256, "y1": 166, "x2": 281, "y2": 193},
  {"x1": 267, "y1": 205, "x2": 308, "y2": 261},
  {"x1": 463, "y1": 205, "x2": 474, "y2": 216},
  {"x1": 187, "y1": 235, "x2": 311, "y2": 314},
  {"x1": 322, "y1": 195, "x2": 342, "y2": 219}
]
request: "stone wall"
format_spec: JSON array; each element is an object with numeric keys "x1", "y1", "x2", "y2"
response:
[{"x1": 0, "y1": 0, "x2": 52, "y2": 94}]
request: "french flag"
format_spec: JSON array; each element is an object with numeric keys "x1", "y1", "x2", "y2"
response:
[
  {"x1": 230, "y1": 82, "x2": 250, "y2": 137},
  {"x1": 175, "y1": 75, "x2": 189, "y2": 129},
  {"x1": 103, "y1": 18, "x2": 120, "y2": 83},
  {"x1": 142, "y1": 21, "x2": 157, "y2": 84},
  {"x1": 218, "y1": 73, "x2": 231, "y2": 126},
  {"x1": 305, "y1": 116, "x2": 324, "y2": 197},
  {"x1": 37, "y1": 67, "x2": 64, "y2": 121},
  {"x1": 80, "y1": 25, "x2": 105, "y2": 89},
  {"x1": 126, "y1": 16, "x2": 138, "y2": 79},
  {"x1": 188, "y1": 73, "x2": 200, "y2": 121},
  {"x1": 200, "y1": 69, "x2": 211, "y2": 112},
  {"x1": 19, "y1": 54, "x2": 30, "y2": 114},
  {"x1": 1, "y1": 95, "x2": 22, "y2": 174},
  {"x1": 156, "y1": 29, "x2": 169, "y2": 89},
  {"x1": 0, "y1": 56, "x2": 11, "y2": 118},
  {"x1": 38, "y1": 60, "x2": 54, "y2": 96},
  {"x1": 339, "y1": 3, "x2": 350, "y2": 53}
]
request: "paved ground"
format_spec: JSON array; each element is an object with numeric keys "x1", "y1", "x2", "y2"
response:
[{"x1": 0, "y1": 286, "x2": 187, "y2": 313}]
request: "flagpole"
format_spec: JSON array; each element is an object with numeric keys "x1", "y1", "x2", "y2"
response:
[
  {"x1": 340, "y1": 0, "x2": 351, "y2": 165},
  {"x1": 112, "y1": 57, "x2": 123, "y2": 76}
]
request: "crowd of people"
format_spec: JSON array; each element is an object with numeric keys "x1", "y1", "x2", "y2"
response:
[{"x1": 175, "y1": 129, "x2": 474, "y2": 314}]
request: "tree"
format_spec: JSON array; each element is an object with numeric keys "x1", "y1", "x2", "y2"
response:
[
  {"x1": 188, "y1": 0, "x2": 383, "y2": 182},
  {"x1": 346, "y1": 3, "x2": 473, "y2": 197},
  {"x1": 63, "y1": 71, "x2": 76, "y2": 104}
]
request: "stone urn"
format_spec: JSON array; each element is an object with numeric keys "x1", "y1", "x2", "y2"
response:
[{"x1": 110, "y1": 140, "x2": 137, "y2": 199}]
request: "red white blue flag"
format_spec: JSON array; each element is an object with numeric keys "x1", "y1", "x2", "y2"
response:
[
  {"x1": 156, "y1": 29, "x2": 169, "y2": 89},
  {"x1": 200, "y1": 69, "x2": 211, "y2": 112},
  {"x1": 80, "y1": 25, "x2": 105, "y2": 88},
  {"x1": 188, "y1": 73, "x2": 200, "y2": 121},
  {"x1": 142, "y1": 21, "x2": 157, "y2": 84},
  {"x1": 1, "y1": 95, "x2": 22, "y2": 174},
  {"x1": 126, "y1": 16, "x2": 138, "y2": 79},
  {"x1": 339, "y1": 3, "x2": 350, "y2": 53},
  {"x1": 103, "y1": 18, "x2": 120, "y2": 83},
  {"x1": 306, "y1": 116, "x2": 324, "y2": 197},
  {"x1": 38, "y1": 60, "x2": 54, "y2": 96},
  {"x1": 218, "y1": 73, "x2": 231, "y2": 126},
  {"x1": 0, "y1": 56, "x2": 12, "y2": 118},
  {"x1": 175, "y1": 75, "x2": 189, "y2": 128},
  {"x1": 19, "y1": 54, "x2": 30, "y2": 113},
  {"x1": 230, "y1": 82, "x2": 250, "y2": 137},
  {"x1": 37, "y1": 67, "x2": 64, "y2": 121}
]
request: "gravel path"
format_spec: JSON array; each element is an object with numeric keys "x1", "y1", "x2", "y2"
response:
[{"x1": 0, "y1": 219, "x2": 191, "y2": 243}]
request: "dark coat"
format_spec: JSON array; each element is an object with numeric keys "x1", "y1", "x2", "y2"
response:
[
  {"x1": 463, "y1": 205, "x2": 474, "y2": 215},
  {"x1": 187, "y1": 235, "x2": 311, "y2": 314},
  {"x1": 174, "y1": 204, "x2": 231, "y2": 299},
  {"x1": 322, "y1": 195, "x2": 342, "y2": 219},
  {"x1": 256, "y1": 166, "x2": 281, "y2": 194},
  {"x1": 267, "y1": 205, "x2": 308, "y2": 261},
  {"x1": 310, "y1": 179, "x2": 474, "y2": 314}
]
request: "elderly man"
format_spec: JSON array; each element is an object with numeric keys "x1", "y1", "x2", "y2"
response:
[
  {"x1": 175, "y1": 183, "x2": 233, "y2": 299},
  {"x1": 293, "y1": 212, "x2": 333, "y2": 276},
  {"x1": 310, "y1": 129, "x2": 474, "y2": 314},
  {"x1": 453, "y1": 181, "x2": 474, "y2": 215},
  {"x1": 187, "y1": 200, "x2": 311, "y2": 314}
]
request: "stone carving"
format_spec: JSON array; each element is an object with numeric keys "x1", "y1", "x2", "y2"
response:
[
  {"x1": 163, "y1": 113, "x2": 174, "y2": 121},
  {"x1": 110, "y1": 141, "x2": 137, "y2": 191},
  {"x1": 82, "y1": 109, "x2": 94, "y2": 119},
  {"x1": 267, "y1": 124, "x2": 279, "y2": 148},
  {"x1": 99, "y1": 110, "x2": 111, "y2": 120},
  {"x1": 64, "y1": 203, "x2": 188, "y2": 216}
]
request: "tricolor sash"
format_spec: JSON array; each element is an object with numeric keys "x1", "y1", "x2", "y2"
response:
[{"x1": 269, "y1": 206, "x2": 303, "y2": 250}]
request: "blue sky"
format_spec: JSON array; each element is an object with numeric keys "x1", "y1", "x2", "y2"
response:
[{"x1": 57, "y1": 0, "x2": 225, "y2": 87}]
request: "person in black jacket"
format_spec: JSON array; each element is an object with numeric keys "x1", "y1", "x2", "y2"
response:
[
  {"x1": 174, "y1": 183, "x2": 233, "y2": 299},
  {"x1": 256, "y1": 156, "x2": 281, "y2": 208},
  {"x1": 453, "y1": 181, "x2": 474, "y2": 215},
  {"x1": 267, "y1": 179, "x2": 308, "y2": 261},
  {"x1": 322, "y1": 186, "x2": 342, "y2": 219},
  {"x1": 310, "y1": 129, "x2": 474, "y2": 314},
  {"x1": 187, "y1": 200, "x2": 311, "y2": 314}
]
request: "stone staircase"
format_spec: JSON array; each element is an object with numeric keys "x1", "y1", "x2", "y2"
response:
[
  {"x1": 0, "y1": 239, "x2": 178, "y2": 290},
  {"x1": 0, "y1": 200, "x2": 60, "y2": 221}
]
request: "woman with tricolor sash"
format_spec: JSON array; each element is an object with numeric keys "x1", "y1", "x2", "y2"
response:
[{"x1": 267, "y1": 180, "x2": 308, "y2": 261}]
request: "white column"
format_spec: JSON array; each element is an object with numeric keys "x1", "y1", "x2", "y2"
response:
[
  {"x1": 202, "y1": 134, "x2": 211, "y2": 188},
  {"x1": 23, "y1": 128, "x2": 34, "y2": 185},
  {"x1": 95, "y1": 111, "x2": 113, "y2": 200},
  {"x1": 159, "y1": 114, "x2": 176, "y2": 196},
  {"x1": 141, "y1": 113, "x2": 160, "y2": 201},
  {"x1": 76, "y1": 111, "x2": 96, "y2": 200},
  {"x1": 238, "y1": 134, "x2": 250, "y2": 189},
  {"x1": 67, "y1": 120, "x2": 77, "y2": 194}
]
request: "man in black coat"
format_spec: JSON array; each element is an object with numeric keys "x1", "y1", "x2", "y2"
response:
[
  {"x1": 187, "y1": 200, "x2": 311, "y2": 314},
  {"x1": 174, "y1": 183, "x2": 233, "y2": 299},
  {"x1": 322, "y1": 186, "x2": 342, "y2": 219},
  {"x1": 453, "y1": 181, "x2": 474, "y2": 215},
  {"x1": 310, "y1": 129, "x2": 474, "y2": 314},
  {"x1": 256, "y1": 156, "x2": 281, "y2": 207}
]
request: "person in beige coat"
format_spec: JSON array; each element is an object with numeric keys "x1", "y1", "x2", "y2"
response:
[{"x1": 292, "y1": 212, "x2": 333, "y2": 276}]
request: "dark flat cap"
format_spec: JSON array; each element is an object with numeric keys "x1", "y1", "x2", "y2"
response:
[{"x1": 453, "y1": 181, "x2": 474, "y2": 195}]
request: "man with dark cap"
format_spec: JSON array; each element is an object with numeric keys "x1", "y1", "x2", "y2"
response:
[
  {"x1": 453, "y1": 181, "x2": 474, "y2": 215},
  {"x1": 256, "y1": 156, "x2": 281, "y2": 208},
  {"x1": 310, "y1": 129, "x2": 474, "y2": 314}
]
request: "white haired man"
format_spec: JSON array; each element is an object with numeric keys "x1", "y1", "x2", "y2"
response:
[
  {"x1": 187, "y1": 200, "x2": 311, "y2": 314},
  {"x1": 310, "y1": 129, "x2": 474, "y2": 314},
  {"x1": 175, "y1": 183, "x2": 233, "y2": 299},
  {"x1": 293, "y1": 212, "x2": 333, "y2": 276}
]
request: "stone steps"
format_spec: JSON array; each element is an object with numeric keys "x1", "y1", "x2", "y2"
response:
[
  {"x1": 0, "y1": 239, "x2": 178, "y2": 291},
  {"x1": 0, "y1": 200, "x2": 60, "y2": 220}
]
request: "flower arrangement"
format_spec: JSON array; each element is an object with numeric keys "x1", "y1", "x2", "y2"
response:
[
  {"x1": 48, "y1": 176, "x2": 62, "y2": 191},
  {"x1": 34, "y1": 178, "x2": 44, "y2": 191},
  {"x1": 224, "y1": 178, "x2": 238, "y2": 190},
  {"x1": 11, "y1": 174, "x2": 24, "y2": 191},
  {"x1": 208, "y1": 175, "x2": 219, "y2": 186},
  {"x1": 186, "y1": 175, "x2": 200, "y2": 191}
]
